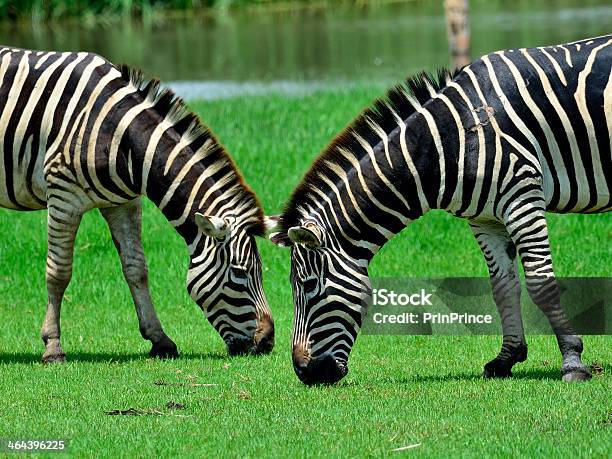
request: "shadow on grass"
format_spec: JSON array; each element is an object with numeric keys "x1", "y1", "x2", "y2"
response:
[
  {"x1": 0, "y1": 350, "x2": 229, "y2": 364},
  {"x1": 408, "y1": 367, "x2": 563, "y2": 382},
  {"x1": 511, "y1": 367, "x2": 562, "y2": 381},
  {"x1": 402, "y1": 367, "x2": 565, "y2": 383},
  {"x1": 339, "y1": 366, "x2": 569, "y2": 386}
]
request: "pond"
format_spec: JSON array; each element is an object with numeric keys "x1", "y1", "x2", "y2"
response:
[{"x1": 0, "y1": 0, "x2": 609, "y2": 88}]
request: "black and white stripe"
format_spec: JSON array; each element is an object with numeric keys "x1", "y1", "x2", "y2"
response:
[
  {"x1": 0, "y1": 46, "x2": 274, "y2": 361},
  {"x1": 273, "y1": 35, "x2": 611, "y2": 384}
]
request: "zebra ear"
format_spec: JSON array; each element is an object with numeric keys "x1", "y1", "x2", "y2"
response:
[
  {"x1": 269, "y1": 231, "x2": 291, "y2": 247},
  {"x1": 288, "y1": 224, "x2": 322, "y2": 248},
  {"x1": 264, "y1": 215, "x2": 282, "y2": 236},
  {"x1": 195, "y1": 213, "x2": 229, "y2": 240},
  {"x1": 266, "y1": 215, "x2": 293, "y2": 247}
]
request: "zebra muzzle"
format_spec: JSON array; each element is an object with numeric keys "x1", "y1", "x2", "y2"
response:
[
  {"x1": 253, "y1": 315, "x2": 275, "y2": 355},
  {"x1": 226, "y1": 335, "x2": 256, "y2": 356},
  {"x1": 292, "y1": 348, "x2": 348, "y2": 385}
]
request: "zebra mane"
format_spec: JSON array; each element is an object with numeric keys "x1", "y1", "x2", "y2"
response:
[
  {"x1": 281, "y1": 68, "x2": 458, "y2": 231},
  {"x1": 119, "y1": 65, "x2": 265, "y2": 236}
]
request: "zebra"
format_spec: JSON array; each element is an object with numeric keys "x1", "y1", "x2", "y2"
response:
[
  {"x1": 270, "y1": 35, "x2": 611, "y2": 385},
  {"x1": 0, "y1": 46, "x2": 275, "y2": 362}
]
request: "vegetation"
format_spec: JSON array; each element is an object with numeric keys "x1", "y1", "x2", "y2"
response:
[
  {"x1": 0, "y1": 0, "x2": 386, "y2": 22},
  {"x1": 0, "y1": 86, "x2": 610, "y2": 456}
]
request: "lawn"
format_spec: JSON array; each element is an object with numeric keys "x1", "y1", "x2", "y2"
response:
[{"x1": 0, "y1": 86, "x2": 610, "y2": 457}]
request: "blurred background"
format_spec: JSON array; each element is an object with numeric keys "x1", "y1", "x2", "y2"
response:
[{"x1": 0, "y1": 0, "x2": 609, "y2": 99}]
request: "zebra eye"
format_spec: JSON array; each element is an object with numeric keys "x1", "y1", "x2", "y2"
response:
[
  {"x1": 230, "y1": 267, "x2": 248, "y2": 281},
  {"x1": 303, "y1": 277, "x2": 318, "y2": 295}
]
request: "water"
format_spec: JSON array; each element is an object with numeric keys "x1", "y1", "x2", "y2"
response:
[
  {"x1": 167, "y1": 80, "x2": 361, "y2": 100},
  {"x1": 0, "y1": 0, "x2": 609, "y2": 96}
]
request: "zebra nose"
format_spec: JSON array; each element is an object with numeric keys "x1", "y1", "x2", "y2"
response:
[
  {"x1": 254, "y1": 315, "x2": 275, "y2": 355},
  {"x1": 226, "y1": 335, "x2": 255, "y2": 356},
  {"x1": 292, "y1": 349, "x2": 348, "y2": 385},
  {"x1": 292, "y1": 349, "x2": 310, "y2": 379}
]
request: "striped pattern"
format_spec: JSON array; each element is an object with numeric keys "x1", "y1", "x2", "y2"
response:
[
  {"x1": 0, "y1": 46, "x2": 273, "y2": 361},
  {"x1": 277, "y1": 35, "x2": 611, "y2": 384}
]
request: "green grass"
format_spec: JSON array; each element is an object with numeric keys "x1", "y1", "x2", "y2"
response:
[{"x1": 0, "y1": 86, "x2": 610, "y2": 457}]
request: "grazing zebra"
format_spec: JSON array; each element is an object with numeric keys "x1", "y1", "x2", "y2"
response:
[
  {"x1": 270, "y1": 35, "x2": 611, "y2": 384},
  {"x1": 0, "y1": 46, "x2": 274, "y2": 362}
]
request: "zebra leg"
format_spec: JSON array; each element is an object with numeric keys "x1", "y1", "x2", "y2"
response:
[
  {"x1": 505, "y1": 208, "x2": 591, "y2": 382},
  {"x1": 471, "y1": 220, "x2": 527, "y2": 378},
  {"x1": 41, "y1": 203, "x2": 83, "y2": 363},
  {"x1": 100, "y1": 200, "x2": 178, "y2": 359}
]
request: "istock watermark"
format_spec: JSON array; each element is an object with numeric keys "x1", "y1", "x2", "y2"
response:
[
  {"x1": 0, "y1": 439, "x2": 69, "y2": 453},
  {"x1": 372, "y1": 288, "x2": 433, "y2": 306},
  {"x1": 362, "y1": 278, "x2": 611, "y2": 335}
]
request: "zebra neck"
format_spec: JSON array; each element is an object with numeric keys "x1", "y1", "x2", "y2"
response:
[
  {"x1": 320, "y1": 115, "x2": 445, "y2": 262},
  {"x1": 126, "y1": 122, "x2": 226, "y2": 243},
  {"x1": 128, "y1": 119, "x2": 262, "y2": 244}
]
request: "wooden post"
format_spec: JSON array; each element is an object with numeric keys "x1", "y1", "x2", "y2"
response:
[{"x1": 444, "y1": 0, "x2": 471, "y2": 69}]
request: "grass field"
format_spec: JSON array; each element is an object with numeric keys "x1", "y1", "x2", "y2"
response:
[{"x1": 0, "y1": 86, "x2": 610, "y2": 457}]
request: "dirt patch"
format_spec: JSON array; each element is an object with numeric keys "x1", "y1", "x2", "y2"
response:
[
  {"x1": 105, "y1": 402, "x2": 191, "y2": 417},
  {"x1": 590, "y1": 362, "x2": 604, "y2": 376},
  {"x1": 166, "y1": 401, "x2": 185, "y2": 410},
  {"x1": 154, "y1": 379, "x2": 218, "y2": 388},
  {"x1": 106, "y1": 408, "x2": 154, "y2": 416}
]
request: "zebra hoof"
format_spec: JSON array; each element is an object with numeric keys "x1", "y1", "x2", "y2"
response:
[
  {"x1": 483, "y1": 359, "x2": 513, "y2": 378},
  {"x1": 561, "y1": 367, "x2": 592, "y2": 382},
  {"x1": 42, "y1": 352, "x2": 66, "y2": 364},
  {"x1": 149, "y1": 340, "x2": 179, "y2": 359}
]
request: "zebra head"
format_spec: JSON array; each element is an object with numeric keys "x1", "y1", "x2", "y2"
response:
[
  {"x1": 270, "y1": 218, "x2": 371, "y2": 385},
  {"x1": 187, "y1": 213, "x2": 274, "y2": 357}
]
